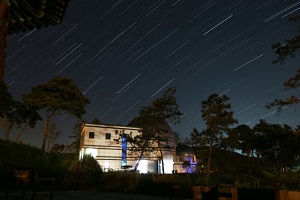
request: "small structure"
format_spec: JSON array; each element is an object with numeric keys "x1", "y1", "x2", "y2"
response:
[
  {"x1": 79, "y1": 123, "x2": 176, "y2": 174},
  {"x1": 173, "y1": 143, "x2": 198, "y2": 173}
]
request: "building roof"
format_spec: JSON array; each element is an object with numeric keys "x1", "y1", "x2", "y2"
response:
[
  {"x1": 83, "y1": 123, "x2": 141, "y2": 131},
  {"x1": 8, "y1": 0, "x2": 70, "y2": 34}
]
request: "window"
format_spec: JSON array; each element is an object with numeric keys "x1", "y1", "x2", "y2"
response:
[
  {"x1": 89, "y1": 132, "x2": 94, "y2": 139},
  {"x1": 86, "y1": 148, "x2": 97, "y2": 158},
  {"x1": 106, "y1": 133, "x2": 111, "y2": 140}
]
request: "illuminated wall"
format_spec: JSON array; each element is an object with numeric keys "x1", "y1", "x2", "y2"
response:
[{"x1": 79, "y1": 123, "x2": 176, "y2": 174}]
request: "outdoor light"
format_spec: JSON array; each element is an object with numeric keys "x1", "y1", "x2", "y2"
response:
[
  {"x1": 104, "y1": 161, "x2": 110, "y2": 169},
  {"x1": 86, "y1": 148, "x2": 97, "y2": 158}
]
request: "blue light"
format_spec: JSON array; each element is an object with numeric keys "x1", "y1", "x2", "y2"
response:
[{"x1": 121, "y1": 135, "x2": 127, "y2": 166}]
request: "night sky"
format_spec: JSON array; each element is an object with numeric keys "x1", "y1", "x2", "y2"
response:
[{"x1": 4, "y1": 0, "x2": 300, "y2": 147}]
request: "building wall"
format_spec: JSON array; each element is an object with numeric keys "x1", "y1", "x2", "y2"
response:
[
  {"x1": 79, "y1": 123, "x2": 176, "y2": 174},
  {"x1": 80, "y1": 123, "x2": 140, "y2": 171}
]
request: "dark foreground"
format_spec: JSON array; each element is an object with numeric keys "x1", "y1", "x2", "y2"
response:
[{"x1": 0, "y1": 190, "x2": 191, "y2": 200}]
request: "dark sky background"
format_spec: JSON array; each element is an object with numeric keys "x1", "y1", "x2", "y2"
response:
[{"x1": 3, "y1": 0, "x2": 300, "y2": 147}]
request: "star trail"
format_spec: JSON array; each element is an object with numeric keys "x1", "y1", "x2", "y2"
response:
[{"x1": 4, "y1": 0, "x2": 300, "y2": 146}]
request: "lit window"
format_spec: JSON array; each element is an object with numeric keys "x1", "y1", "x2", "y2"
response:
[
  {"x1": 104, "y1": 161, "x2": 110, "y2": 169},
  {"x1": 86, "y1": 148, "x2": 97, "y2": 158},
  {"x1": 106, "y1": 133, "x2": 111, "y2": 139},
  {"x1": 89, "y1": 132, "x2": 94, "y2": 139},
  {"x1": 137, "y1": 160, "x2": 148, "y2": 173}
]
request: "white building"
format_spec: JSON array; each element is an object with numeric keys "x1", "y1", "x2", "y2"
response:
[{"x1": 79, "y1": 123, "x2": 176, "y2": 174}]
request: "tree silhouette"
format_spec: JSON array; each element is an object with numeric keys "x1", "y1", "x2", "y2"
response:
[
  {"x1": 267, "y1": 15, "x2": 300, "y2": 111},
  {"x1": 253, "y1": 120, "x2": 298, "y2": 178},
  {"x1": 22, "y1": 77, "x2": 90, "y2": 159},
  {"x1": 0, "y1": 81, "x2": 41, "y2": 140},
  {"x1": 116, "y1": 87, "x2": 182, "y2": 173},
  {"x1": 201, "y1": 93, "x2": 237, "y2": 185},
  {"x1": 46, "y1": 123, "x2": 61, "y2": 151}
]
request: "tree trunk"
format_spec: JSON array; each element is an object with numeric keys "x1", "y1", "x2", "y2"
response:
[
  {"x1": 39, "y1": 109, "x2": 55, "y2": 167},
  {"x1": 41, "y1": 116, "x2": 50, "y2": 153},
  {"x1": 15, "y1": 123, "x2": 28, "y2": 142},
  {"x1": 276, "y1": 162, "x2": 282, "y2": 179},
  {"x1": 158, "y1": 140, "x2": 165, "y2": 174},
  {"x1": 4, "y1": 127, "x2": 8, "y2": 140},
  {"x1": 4, "y1": 123, "x2": 14, "y2": 140},
  {"x1": 134, "y1": 150, "x2": 144, "y2": 171},
  {"x1": 134, "y1": 141, "x2": 147, "y2": 171},
  {"x1": 206, "y1": 139, "x2": 213, "y2": 185}
]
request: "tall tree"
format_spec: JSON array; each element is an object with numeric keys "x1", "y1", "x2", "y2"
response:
[
  {"x1": 14, "y1": 103, "x2": 42, "y2": 142},
  {"x1": 233, "y1": 125, "x2": 256, "y2": 157},
  {"x1": 267, "y1": 15, "x2": 300, "y2": 110},
  {"x1": 0, "y1": 81, "x2": 14, "y2": 118},
  {"x1": 189, "y1": 127, "x2": 206, "y2": 147},
  {"x1": 22, "y1": 77, "x2": 90, "y2": 157},
  {"x1": 117, "y1": 87, "x2": 182, "y2": 173},
  {"x1": 201, "y1": 93, "x2": 237, "y2": 185},
  {"x1": 173, "y1": 131, "x2": 182, "y2": 143},
  {"x1": 229, "y1": 124, "x2": 257, "y2": 182},
  {"x1": 0, "y1": 81, "x2": 41, "y2": 140},
  {"x1": 0, "y1": 81, "x2": 17, "y2": 140},
  {"x1": 253, "y1": 120, "x2": 298, "y2": 178}
]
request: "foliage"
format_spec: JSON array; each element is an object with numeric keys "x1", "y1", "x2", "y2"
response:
[
  {"x1": 189, "y1": 128, "x2": 207, "y2": 147},
  {"x1": 92, "y1": 117, "x2": 102, "y2": 124},
  {"x1": 1, "y1": 139, "x2": 300, "y2": 191},
  {"x1": 0, "y1": 139, "x2": 68, "y2": 188},
  {"x1": 100, "y1": 172, "x2": 139, "y2": 192},
  {"x1": 116, "y1": 87, "x2": 182, "y2": 172},
  {"x1": 22, "y1": 77, "x2": 90, "y2": 154},
  {"x1": 182, "y1": 160, "x2": 191, "y2": 172},
  {"x1": 64, "y1": 154, "x2": 102, "y2": 190},
  {"x1": 232, "y1": 125, "x2": 256, "y2": 156},
  {"x1": 0, "y1": 81, "x2": 14, "y2": 117},
  {"x1": 49, "y1": 143, "x2": 65, "y2": 153},
  {"x1": 272, "y1": 16, "x2": 300, "y2": 64},
  {"x1": 253, "y1": 120, "x2": 300, "y2": 178},
  {"x1": 201, "y1": 93, "x2": 237, "y2": 185},
  {"x1": 173, "y1": 131, "x2": 182, "y2": 143},
  {"x1": 67, "y1": 119, "x2": 85, "y2": 156},
  {"x1": 267, "y1": 15, "x2": 300, "y2": 110},
  {"x1": 0, "y1": 81, "x2": 41, "y2": 141},
  {"x1": 0, "y1": 139, "x2": 41, "y2": 170}
]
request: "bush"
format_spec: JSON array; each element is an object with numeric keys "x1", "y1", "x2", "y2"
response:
[
  {"x1": 100, "y1": 171, "x2": 139, "y2": 192},
  {"x1": 0, "y1": 140, "x2": 71, "y2": 189},
  {"x1": 0, "y1": 140, "x2": 41, "y2": 170},
  {"x1": 64, "y1": 155, "x2": 103, "y2": 190}
]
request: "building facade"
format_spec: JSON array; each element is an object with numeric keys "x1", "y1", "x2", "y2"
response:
[{"x1": 79, "y1": 123, "x2": 177, "y2": 174}]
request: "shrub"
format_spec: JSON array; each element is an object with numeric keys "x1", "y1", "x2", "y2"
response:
[
  {"x1": 99, "y1": 171, "x2": 139, "y2": 192},
  {"x1": 64, "y1": 155, "x2": 103, "y2": 190}
]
